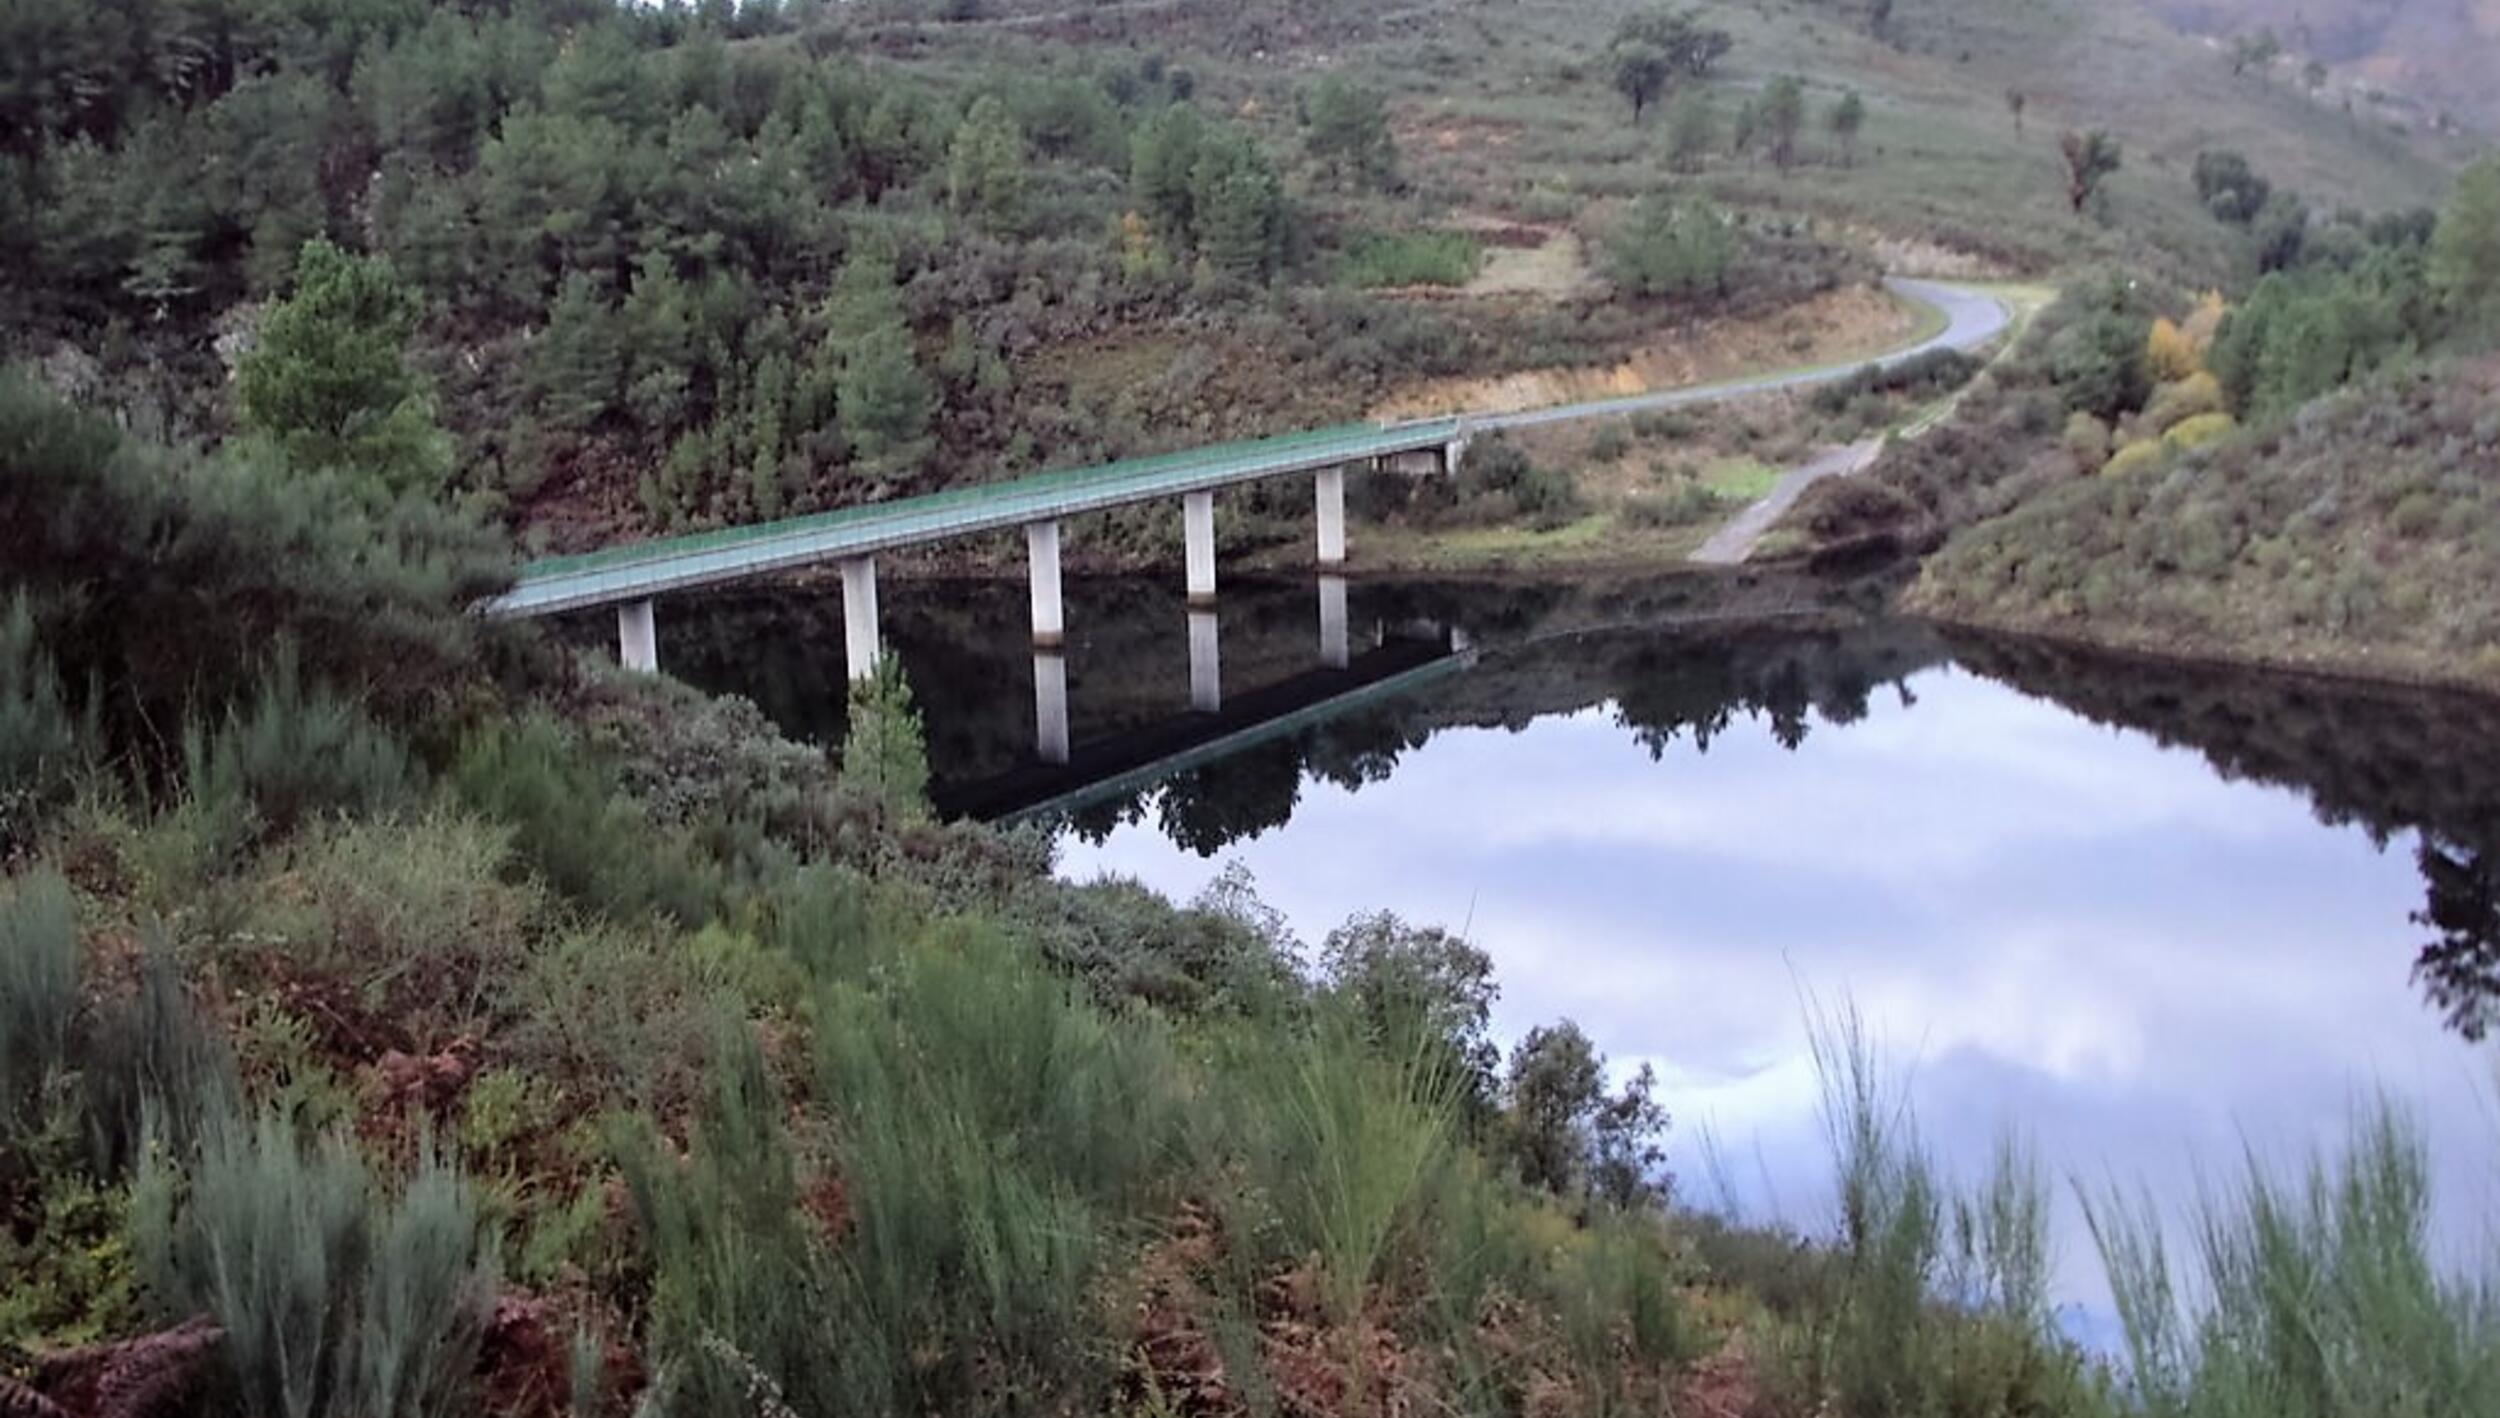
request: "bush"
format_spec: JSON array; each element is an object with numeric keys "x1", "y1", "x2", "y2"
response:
[
  {"x1": 0, "y1": 869, "x2": 80, "y2": 1145},
  {"x1": 0, "y1": 596, "x2": 97, "y2": 852},
  {"x1": 2103, "y1": 439, "x2": 2169, "y2": 477},
  {"x1": 1604, "y1": 197, "x2": 1736, "y2": 299},
  {"x1": 135, "y1": 1112, "x2": 496, "y2": 1418},
  {"x1": 2163, "y1": 411, "x2": 2237, "y2": 450},
  {"x1": 181, "y1": 651, "x2": 420, "y2": 852},
  {"x1": 2144, "y1": 370, "x2": 2224, "y2": 433},
  {"x1": 2064, "y1": 411, "x2": 2112, "y2": 472},
  {"x1": 452, "y1": 716, "x2": 722, "y2": 926}
]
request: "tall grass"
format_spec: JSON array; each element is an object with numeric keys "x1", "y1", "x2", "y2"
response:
[
  {"x1": 1213, "y1": 1006, "x2": 1466, "y2": 1323},
  {"x1": 135, "y1": 1109, "x2": 497, "y2": 1418},
  {"x1": 2085, "y1": 1102, "x2": 2500, "y2": 1418},
  {"x1": 1762, "y1": 1001, "x2": 2098, "y2": 1417}
]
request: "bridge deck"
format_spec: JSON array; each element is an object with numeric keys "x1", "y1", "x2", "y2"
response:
[{"x1": 492, "y1": 417, "x2": 1461, "y2": 617}]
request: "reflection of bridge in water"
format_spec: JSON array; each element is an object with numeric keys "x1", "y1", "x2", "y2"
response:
[{"x1": 936, "y1": 585, "x2": 1473, "y2": 823}]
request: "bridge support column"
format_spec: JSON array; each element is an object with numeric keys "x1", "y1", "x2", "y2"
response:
[
  {"x1": 1026, "y1": 520, "x2": 1064, "y2": 649},
  {"x1": 1442, "y1": 434, "x2": 1470, "y2": 474},
  {"x1": 1315, "y1": 465, "x2": 1347, "y2": 566},
  {"x1": 617, "y1": 599, "x2": 658, "y2": 674},
  {"x1": 840, "y1": 556, "x2": 880, "y2": 681},
  {"x1": 1183, "y1": 490, "x2": 1217, "y2": 607},
  {"x1": 1033, "y1": 650, "x2": 1070, "y2": 765},
  {"x1": 1318, "y1": 575, "x2": 1349, "y2": 670},
  {"x1": 1187, "y1": 608, "x2": 1221, "y2": 713}
]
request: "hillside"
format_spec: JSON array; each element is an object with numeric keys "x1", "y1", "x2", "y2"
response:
[
  {"x1": 2151, "y1": 0, "x2": 2500, "y2": 132},
  {"x1": 1907, "y1": 358, "x2": 2500, "y2": 689},
  {"x1": 0, "y1": 0, "x2": 2467, "y2": 565}
]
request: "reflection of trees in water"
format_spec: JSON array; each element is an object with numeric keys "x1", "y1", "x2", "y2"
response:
[
  {"x1": 2413, "y1": 840, "x2": 2500, "y2": 1042},
  {"x1": 1952, "y1": 631, "x2": 2500, "y2": 1043},
  {"x1": 1095, "y1": 619, "x2": 1942, "y2": 857},
  {"x1": 1609, "y1": 631, "x2": 1902, "y2": 757}
]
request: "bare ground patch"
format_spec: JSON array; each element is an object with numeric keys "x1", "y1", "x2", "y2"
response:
[{"x1": 1368, "y1": 283, "x2": 1920, "y2": 420}]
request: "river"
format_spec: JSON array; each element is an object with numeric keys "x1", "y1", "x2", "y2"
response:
[{"x1": 590, "y1": 569, "x2": 2500, "y2": 1339}]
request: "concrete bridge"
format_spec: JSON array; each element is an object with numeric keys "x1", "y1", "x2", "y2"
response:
[{"x1": 485, "y1": 278, "x2": 2008, "y2": 678}]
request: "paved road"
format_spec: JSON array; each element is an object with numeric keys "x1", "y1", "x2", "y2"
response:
[
  {"x1": 494, "y1": 279, "x2": 2010, "y2": 617},
  {"x1": 1481, "y1": 277, "x2": 2009, "y2": 432},
  {"x1": 1689, "y1": 440, "x2": 1882, "y2": 566}
]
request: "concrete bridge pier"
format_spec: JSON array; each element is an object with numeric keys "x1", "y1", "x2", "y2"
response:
[
  {"x1": 1316, "y1": 466, "x2": 1347, "y2": 566},
  {"x1": 1026, "y1": 520, "x2": 1064, "y2": 649},
  {"x1": 840, "y1": 556, "x2": 880, "y2": 680},
  {"x1": 617, "y1": 599, "x2": 659, "y2": 673},
  {"x1": 1318, "y1": 575, "x2": 1349, "y2": 669},
  {"x1": 1188, "y1": 608, "x2": 1221, "y2": 712},
  {"x1": 1443, "y1": 433, "x2": 1470, "y2": 474},
  {"x1": 1033, "y1": 650, "x2": 1070, "y2": 764},
  {"x1": 1183, "y1": 490, "x2": 1217, "y2": 607}
]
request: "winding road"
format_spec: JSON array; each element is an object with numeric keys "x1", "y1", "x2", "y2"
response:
[{"x1": 1480, "y1": 277, "x2": 2011, "y2": 432}]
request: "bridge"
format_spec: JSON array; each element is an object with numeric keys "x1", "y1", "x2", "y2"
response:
[{"x1": 485, "y1": 278, "x2": 2008, "y2": 676}]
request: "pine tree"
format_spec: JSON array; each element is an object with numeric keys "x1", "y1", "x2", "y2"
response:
[
  {"x1": 1129, "y1": 103, "x2": 1207, "y2": 241},
  {"x1": 946, "y1": 95, "x2": 1028, "y2": 235},
  {"x1": 828, "y1": 249, "x2": 932, "y2": 470},
  {"x1": 532, "y1": 271, "x2": 624, "y2": 431},
  {"x1": 236, "y1": 238, "x2": 453, "y2": 497},
  {"x1": 838, "y1": 654, "x2": 930, "y2": 820},
  {"x1": 1192, "y1": 133, "x2": 1286, "y2": 282},
  {"x1": 1302, "y1": 76, "x2": 1396, "y2": 189}
]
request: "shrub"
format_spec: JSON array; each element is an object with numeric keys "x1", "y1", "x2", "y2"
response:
[
  {"x1": 2064, "y1": 411, "x2": 2113, "y2": 472},
  {"x1": 252, "y1": 812, "x2": 540, "y2": 1047},
  {"x1": 2144, "y1": 370, "x2": 2225, "y2": 433},
  {"x1": 2086, "y1": 1104, "x2": 2500, "y2": 1418},
  {"x1": 452, "y1": 715, "x2": 722, "y2": 925},
  {"x1": 135, "y1": 1112, "x2": 496, "y2": 1418},
  {"x1": 1217, "y1": 1006, "x2": 1465, "y2": 1322},
  {"x1": 1621, "y1": 482, "x2": 1724, "y2": 528},
  {"x1": 2104, "y1": 440, "x2": 2169, "y2": 477},
  {"x1": 2163, "y1": 411, "x2": 2237, "y2": 450},
  {"x1": 1604, "y1": 197, "x2": 1737, "y2": 299},
  {"x1": 181, "y1": 650, "x2": 419, "y2": 849},
  {"x1": 0, "y1": 869, "x2": 80, "y2": 1144},
  {"x1": 0, "y1": 596, "x2": 96, "y2": 852}
]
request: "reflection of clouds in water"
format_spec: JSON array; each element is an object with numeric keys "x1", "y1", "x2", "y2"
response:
[{"x1": 1056, "y1": 659, "x2": 2495, "y2": 1327}]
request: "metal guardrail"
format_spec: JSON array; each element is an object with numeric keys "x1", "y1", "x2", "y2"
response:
[{"x1": 492, "y1": 417, "x2": 1464, "y2": 617}]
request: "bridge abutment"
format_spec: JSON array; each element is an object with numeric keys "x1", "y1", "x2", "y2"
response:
[
  {"x1": 1026, "y1": 520, "x2": 1064, "y2": 648},
  {"x1": 1316, "y1": 466, "x2": 1347, "y2": 566},
  {"x1": 618, "y1": 599, "x2": 659, "y2": 673},
  {"x1": 840, "y1": 556, "x2": 880, "y2": 680},
  {"x1": 1183, "y1": 490, "x2": 1217, "y2": 607}
]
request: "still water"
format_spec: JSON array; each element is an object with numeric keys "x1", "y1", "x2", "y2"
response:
[{"x1": 626, "y1": 570, "x2": 2500, "y2": 1334}]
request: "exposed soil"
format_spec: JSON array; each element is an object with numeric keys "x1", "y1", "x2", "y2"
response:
[{"x1": 1366, "y1": 284, "x2": 1918, "y2": 421}]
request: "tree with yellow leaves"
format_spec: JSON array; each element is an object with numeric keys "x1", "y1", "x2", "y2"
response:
[{"x1": 2146, "y1": 317, "x2": 2202, "y2": 382}]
